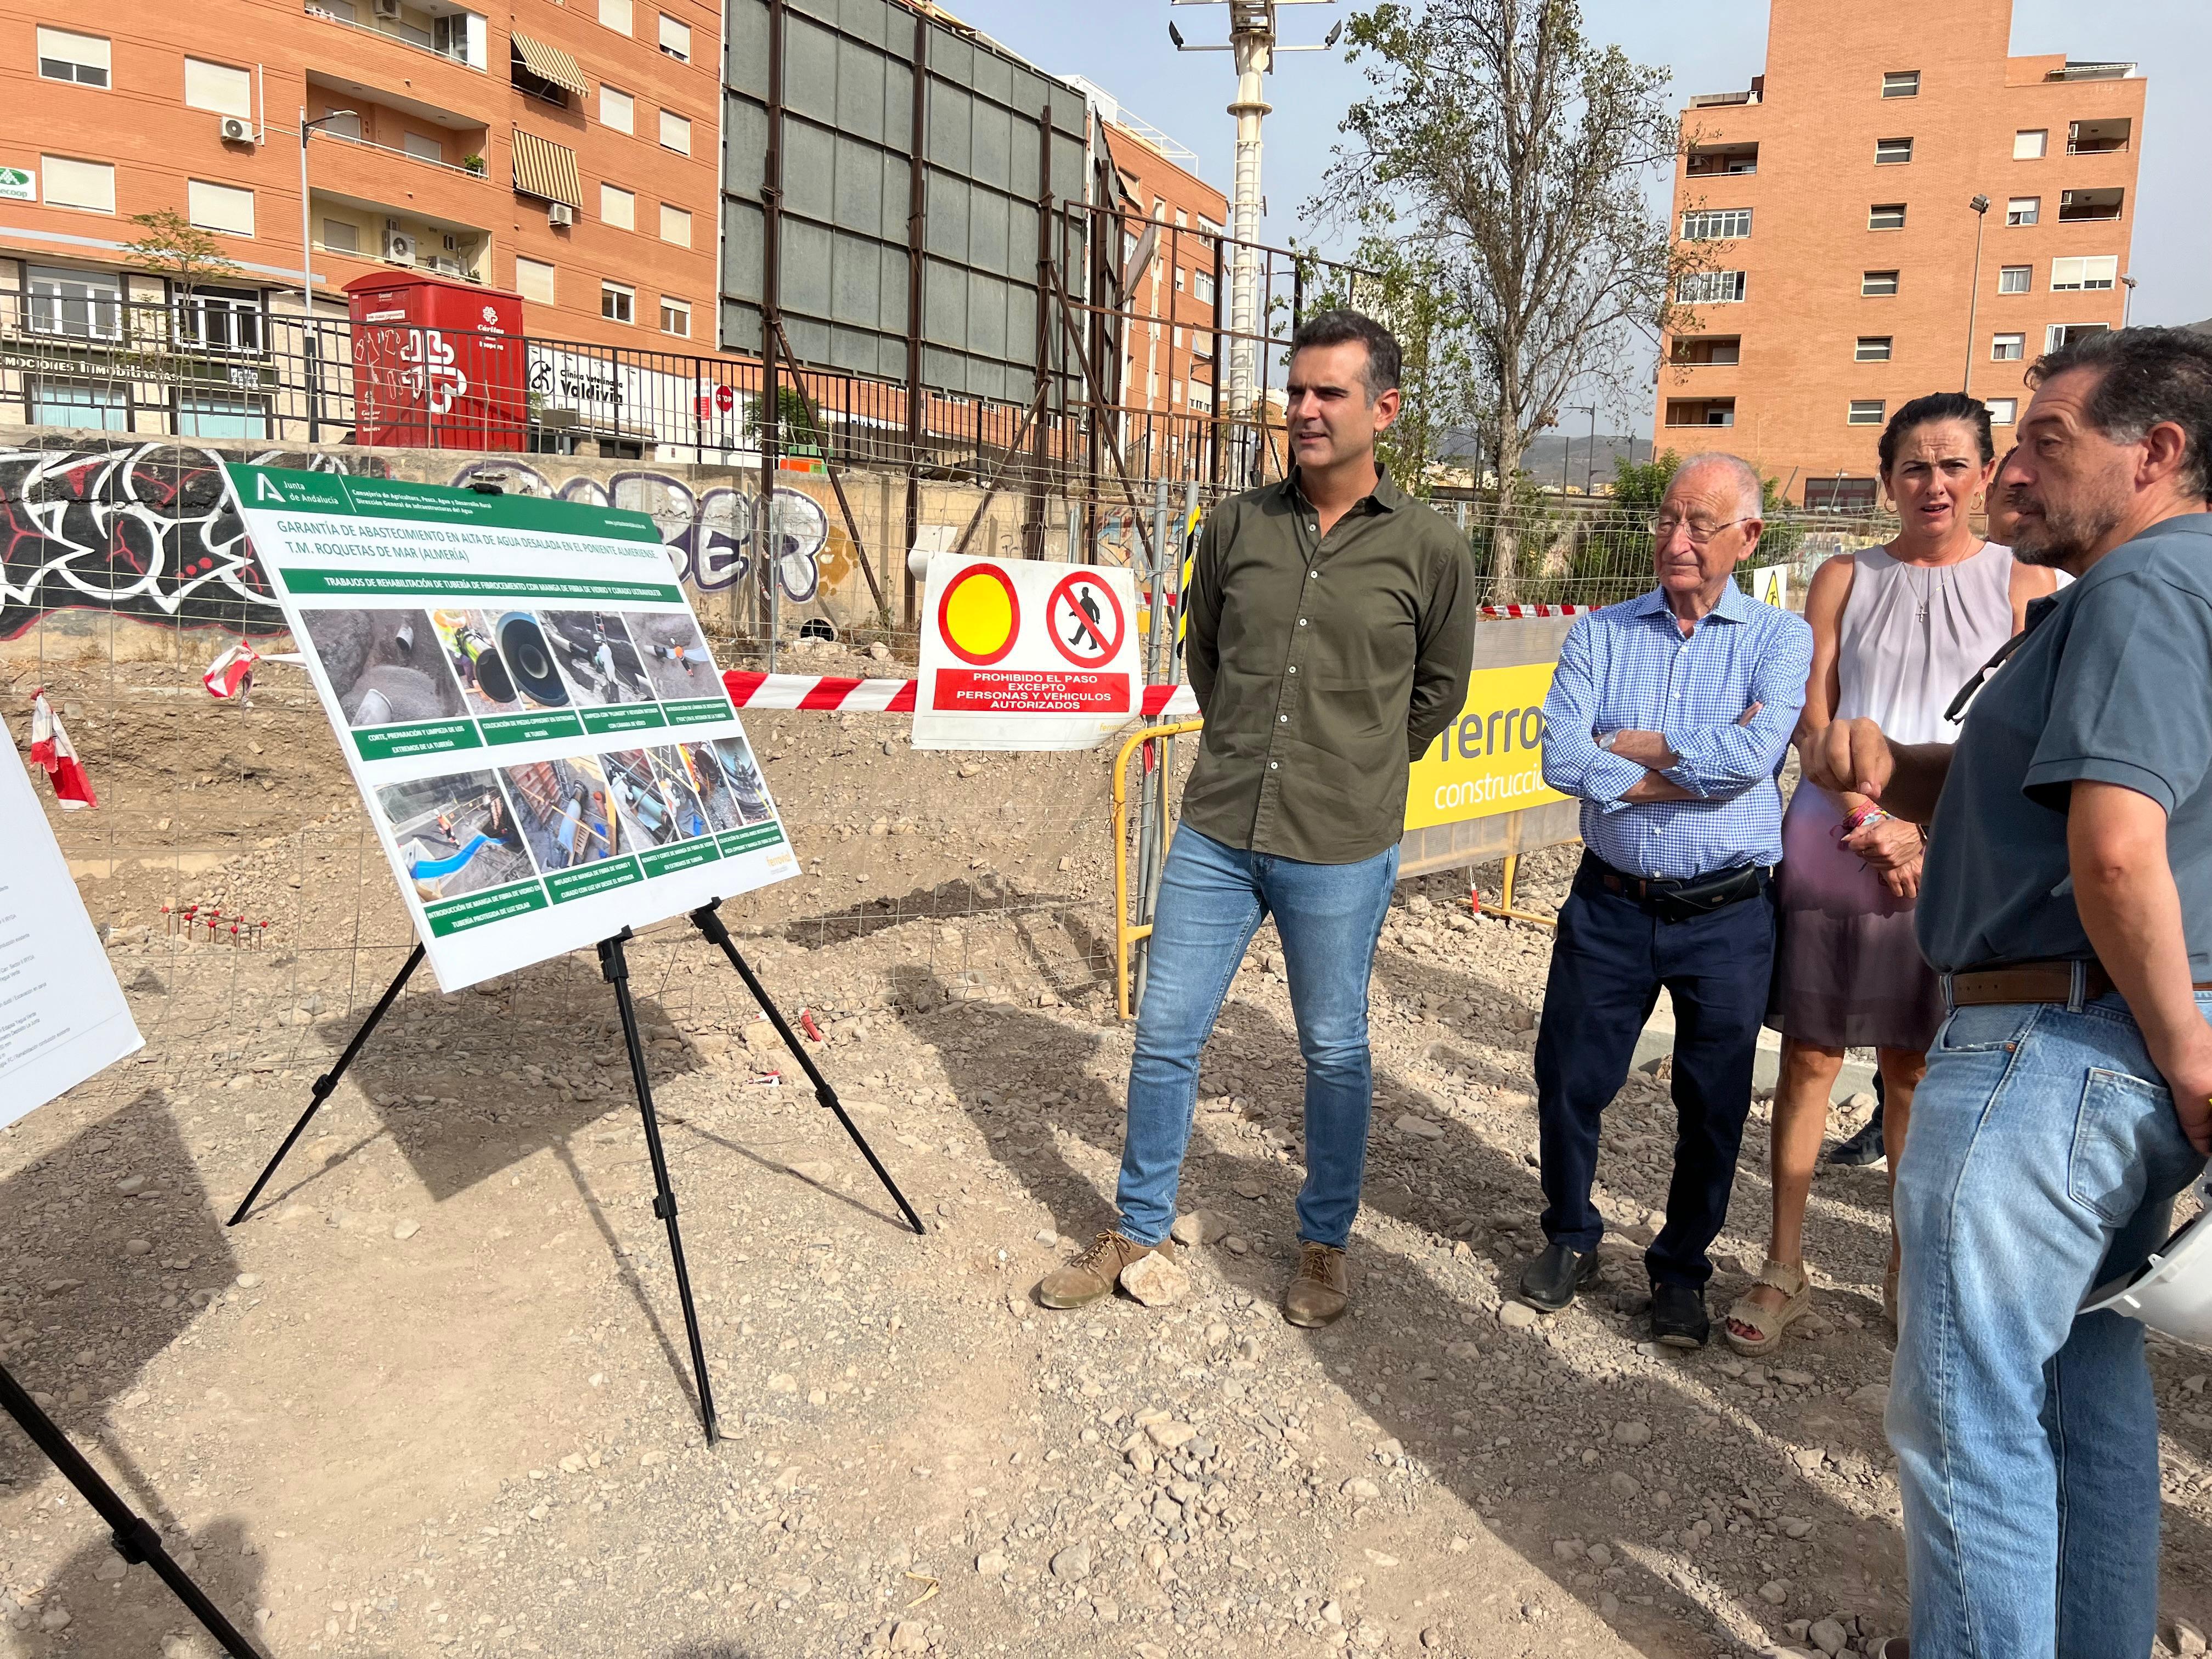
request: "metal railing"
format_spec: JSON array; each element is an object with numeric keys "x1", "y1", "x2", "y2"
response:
[{"x1": 0, "y1": 294, "x2": 1332, "y2": 522}]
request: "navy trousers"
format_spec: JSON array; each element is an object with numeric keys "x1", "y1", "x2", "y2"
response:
[{"x1": 1533, "y1": 858, "x2": 1778, "y2": 1290}]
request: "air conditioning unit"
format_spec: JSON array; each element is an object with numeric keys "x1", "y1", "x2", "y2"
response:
[
  {"x1": 372, "y1": 0, "x2": 403, "y2": 18},
  {"x1": 384, "y1": 230, "x2": 417, "y2": 266},
  {"x1": 547, "y1": 201, "x2": 574, "y2": 227},
  {"x1": 218, "y1": 116, "x2": 257, "y2": 145}
]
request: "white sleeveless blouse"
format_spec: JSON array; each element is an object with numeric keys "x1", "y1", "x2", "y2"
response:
[{"x1": 1835, "y1": 541, "x2": 2017, "y2": 747}]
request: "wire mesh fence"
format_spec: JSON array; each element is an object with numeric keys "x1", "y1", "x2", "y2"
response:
[{"x1": 1444, "y1": 498, "x2": 1904, "y2": 608}]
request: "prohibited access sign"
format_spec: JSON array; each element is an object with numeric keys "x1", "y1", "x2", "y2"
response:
[
  {"x1": 913, "y1": 554, "x2": 1142, "y2": 752},
  {"x1": 1047, "y1": 570, "x2": 1124, "y2": 668}
]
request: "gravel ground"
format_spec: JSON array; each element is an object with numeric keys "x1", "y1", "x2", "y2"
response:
[{"x1": 7, "y1": 638, "x2": 2212, "y2": 1659}]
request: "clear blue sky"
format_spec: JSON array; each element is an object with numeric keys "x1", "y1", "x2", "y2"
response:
[{"x1": 945, "y1": 0, "x2": 2210, "y2": 420}]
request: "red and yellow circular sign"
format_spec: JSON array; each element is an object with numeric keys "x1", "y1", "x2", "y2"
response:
[{"x1": 936, "y1": 563, "x2": 1020, "y2": 666}]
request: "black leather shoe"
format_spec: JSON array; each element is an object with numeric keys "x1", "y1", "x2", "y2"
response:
[
  {"x1": 1651, "y1": 1282, "x2": 1711, "y2": 1348},
  {"x1": 1519, "y1": 1242, "x2": 1601, "y2": 1313},
  {"x1": 1826, "y1": 1098, "x2": 1886, "y2": 1167}
]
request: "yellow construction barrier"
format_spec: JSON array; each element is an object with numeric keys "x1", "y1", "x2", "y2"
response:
[
  {"x1": 1479, "y1": 853, "x2": 1560, "y2": 930},
  {"x1": 1111, "y1": 718, "x2": 1204, "y2": 1020}
]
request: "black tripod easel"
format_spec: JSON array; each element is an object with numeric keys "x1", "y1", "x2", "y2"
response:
[
  {"x1": 0, "y1": 1364, "x2": 262, "y2": 1656},
  {"x1": 227, "y1": 909, "x2": 924, "y2": 1443},
  {"x1": 688, "y1": 898, "x2": 925, "y2": 1237}
]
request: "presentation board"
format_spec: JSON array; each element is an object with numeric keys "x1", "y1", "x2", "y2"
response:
[
  {"x1": 0, "y1": 735, "x2": 142, "y2": 1126},
  {"x1": 228, "y1": 465, "x2": 798, "y2": 993},
  {"x1": 912, "y1": 552, "x2": 1143, "y2": 751}
]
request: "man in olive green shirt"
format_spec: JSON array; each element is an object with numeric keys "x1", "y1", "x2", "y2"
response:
[{"x1": 1039, "y1": 309, "x2": 1476, "y2": 1327}]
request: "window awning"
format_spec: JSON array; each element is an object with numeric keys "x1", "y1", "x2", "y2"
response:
[
  {"x1": 510, "y1": 129, "x2": 582, "y2": 208},
  {"x1": 510, "y1": 31, "x2": 589, "y2": 100}
]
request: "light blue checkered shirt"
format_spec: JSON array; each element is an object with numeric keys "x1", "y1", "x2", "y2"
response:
[{"x1": 1541, "y1": 583, "x2": 1813, "y2": 880}]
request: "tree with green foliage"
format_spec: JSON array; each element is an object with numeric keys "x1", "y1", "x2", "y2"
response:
[
  {"x1": 745, "y1": 383, "x2": 826, "y2": 455},
  {"x1": 122, "y1": 210, "x2": 242, "y2": 308},
  {"x1": 1317, "y1": 0, "x2": 1698, "y2": 595},
  {"x1": 1294, "y1": 233, "x2": 1483, "y2": 497}
]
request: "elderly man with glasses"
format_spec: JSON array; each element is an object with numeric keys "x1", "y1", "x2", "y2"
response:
[{"x1": 1515, "y1": 453, "x2": 1813, "y2": 1347}]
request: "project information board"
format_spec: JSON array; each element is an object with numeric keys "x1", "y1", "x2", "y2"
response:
[
  {"x1": 228, "y1": 464, "x2": 798, "y2": 992},
  {"x1": 0, "y1": 735, "x2": 143, "y2": 1126}
]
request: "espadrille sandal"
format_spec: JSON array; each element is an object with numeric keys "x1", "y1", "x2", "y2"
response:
[{"x1": 1723, "y1": 1259, "x2": 1813, "y2": 1357}]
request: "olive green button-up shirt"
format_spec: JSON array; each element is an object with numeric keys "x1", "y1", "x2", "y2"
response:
[{"x1": 1180, "y1": 467, "x2": 1477, "y2": 865}]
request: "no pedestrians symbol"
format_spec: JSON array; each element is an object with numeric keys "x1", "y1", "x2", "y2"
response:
[{"x1": 1046, "y1": 571, "x2": 1125, "y2": 668}]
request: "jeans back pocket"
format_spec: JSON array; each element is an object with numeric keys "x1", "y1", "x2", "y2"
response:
[{"x1": 2069, "y1": 1066, "x2": 2171, "y2": 1227}]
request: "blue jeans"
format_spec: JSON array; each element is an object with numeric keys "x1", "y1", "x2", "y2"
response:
[
  {"x1": 1115, "y1": 826, "x2": 1398, "y2": 1250},
  {"x1": 1890, "y1": 992, "x2": 2208, "y2": 1659}
]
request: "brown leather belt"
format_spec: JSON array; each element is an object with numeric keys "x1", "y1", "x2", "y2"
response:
[{"x1": 1943, "y1": 959, "x2": 2212, "y2": 1009}]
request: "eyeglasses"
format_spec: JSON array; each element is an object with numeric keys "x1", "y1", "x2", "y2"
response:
[{"x1": 1647, "y1": 515, "x2": 1753, "y2": 545}]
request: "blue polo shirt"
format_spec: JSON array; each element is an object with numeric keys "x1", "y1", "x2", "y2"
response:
[{"x1": 1918, "y1": 512, "x2": 2212, "y2": 975}]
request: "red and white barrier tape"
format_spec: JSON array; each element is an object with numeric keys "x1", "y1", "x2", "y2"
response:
[
  {"x1": 1480, "y1": 603, "x2": 1590, "y2": 618},
  {"x1": 721, "y1": 670, "x2": 1199, "y2": 721}
]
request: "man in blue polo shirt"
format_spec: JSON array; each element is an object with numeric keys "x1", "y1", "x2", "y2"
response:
[
  {"x1": 1808, "y1": 328, "x2": 2212, "y2": 1659},
  {"x1": 1523, "y1": 453, "x2": 1813, "y2": 1348}
]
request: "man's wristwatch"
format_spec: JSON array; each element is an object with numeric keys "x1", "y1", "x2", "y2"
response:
[{"x1": 1597, "y1": 731, "x2": 1618, "y2": 753}]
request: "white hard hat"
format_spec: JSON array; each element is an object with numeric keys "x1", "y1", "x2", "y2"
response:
[{"x1": 2082, "y1": 1176, "x2": 2212, "y2": 1342}]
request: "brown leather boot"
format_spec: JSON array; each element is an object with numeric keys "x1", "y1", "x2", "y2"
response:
[
  {"x1": 1037, "y1": 1231, "x2": 1173, "y2": 1310},
  {"x1": 1284, "y1": 1241, "x2": 1350, "y2": 1328}
]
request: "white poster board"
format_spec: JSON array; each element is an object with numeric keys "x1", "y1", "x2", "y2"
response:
[
  {"x1": 911, "y1": 553, "x2": 1143, "y2": 751},
  {"x1": 0, "y1": 736, "x2": 142, "y2": 1125},
  {"x1": 228, "y1": 464, "x2": 798, "y2": 993}
]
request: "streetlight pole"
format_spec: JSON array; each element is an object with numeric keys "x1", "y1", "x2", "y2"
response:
[
  {"x1": 297, "y1": 109, "x2": 358, "y2": 315},
  {"x1": 296, "y1": 108, "x2": 357, "y2": 444},
  {"x1": 2122, "y1": 273, "x2": 2138, "y2": 328},
  {"x1": 1963, "y1": 194, "x2": 1990, "y2": 396},
  {"x1": 1564, "y1": 403, "x2": 1598, "y2": 495},
  {"x1": 1170, "y1": 1, "x2": 1340, "y2": 486}
]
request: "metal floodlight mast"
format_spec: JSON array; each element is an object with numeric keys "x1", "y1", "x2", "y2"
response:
[{"x1": 1170, "y1": 0, "x2": 1340, "y2": 482}]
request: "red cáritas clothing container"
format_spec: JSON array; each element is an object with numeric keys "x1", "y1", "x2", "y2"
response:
[{"x1": 346, "y1": 272, "x2": 527, "y2": 451}]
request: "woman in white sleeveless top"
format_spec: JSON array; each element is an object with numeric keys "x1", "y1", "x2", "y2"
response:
[{"x1": 1725, "y1": 394, "x2": 2058, "y2": 1355}]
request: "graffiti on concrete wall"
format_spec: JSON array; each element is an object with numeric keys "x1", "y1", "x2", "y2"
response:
[
  {"x1": 445, "y1": 461, "x2": 837, "y2": 604},
  {"x1": 4, "y1": 441, "x2": 857, "y2": 639},
  {"x1": 0, "y1": 442, "x2": 378, "y2": 640}
]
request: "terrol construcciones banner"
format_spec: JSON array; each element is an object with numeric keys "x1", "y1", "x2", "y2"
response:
[
  {"x1": 228, "y1": 464, "x2": 797, "y2": 991},
  {"x1": 1402, "y1": 661, "x2": 1569, "y2": 831}
]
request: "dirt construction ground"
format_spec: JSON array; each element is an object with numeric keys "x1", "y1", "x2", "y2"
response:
[{"x1": 10, "y1": 631, "x2": 2212, "y2": 1659}]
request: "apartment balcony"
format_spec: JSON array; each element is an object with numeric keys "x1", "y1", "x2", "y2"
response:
[
  {"x1": 306, "y1": 105, "x2": 496, "y2": 248},
  {"x1": 2068, "y1": 117, "x2": 2133, "y2": 155},
  {"x1": 2058, "y1": 188, "x2": 2125, "y2": 223},
  {"x1": 301, "y1": 0, "x2": 490, "y2": 117},
  {"x1": 1664, "y1": 397, "x2": 1736, "y2": 428},
  {"x1": 1671, "y1": 335, "x2": 1742, "y2": 367},
  {"x1": 309, "y1": 188, "x2": 490, "y2": 284},
  {"x1": 306, "y1": 72, "x2": 490, "y2": 165},
  {"x1": 306, "y1": 0, "x2": 486, "y2": 63},
  {"x1": 1688, "y1": 89, "x2": 1760, "y2": 109},
  {"x1": 1687, "y1": 143, "x2": 1759, "y2": 178},
  {"x1": 2046, "y1": 61, "x2": 2136, "y2": 82}
]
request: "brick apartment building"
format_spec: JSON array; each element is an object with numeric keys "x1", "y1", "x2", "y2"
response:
[
  {"x1": 0, "y1": 0, "x2": 727, "y2": 435},
  {"x1": 1069, "y1": 77, "x2": 1228, "y2": 481},
  {"x1": 1654, "y1": 0, "x2": 2143, "y2": 509}
]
